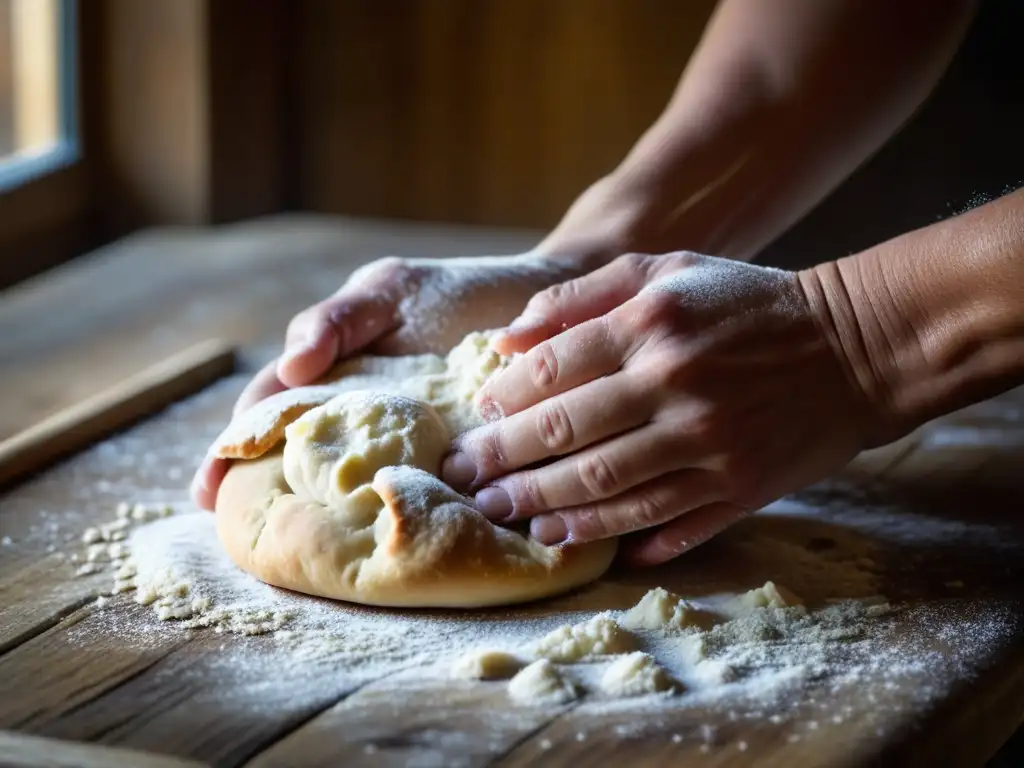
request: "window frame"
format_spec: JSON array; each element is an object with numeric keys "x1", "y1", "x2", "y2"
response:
[{"x1": 0, "y1": 0, "x2": 95, "y2": 289}]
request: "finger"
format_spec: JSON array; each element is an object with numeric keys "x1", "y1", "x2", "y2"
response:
[
  {"x1": 479, "y1": 309, "x2": 641, "y2": 421},
  {"x1": 190, "y1": 454, "x2": 230, "y2": 512},
  {"x1": 620, "y1": 501, "x2": 750, "y2": 567},
  {"x1": 475, "y1": 420, "x2": 700, "y2": 519},
  {"x1": 233, "y1": 359, "x2": 288, "y2": 417},
  {"x1": 527, "y1": 468, "x2": 723, "y2": 545},
  {"x1": 277, "y1": 291, "x2": 398, "y2": 387},
  {"x1": 445, "y1": 372, "x2": 652, "y2": 492},
  {"x1": 493, "y1": 254, "x2": 655, "y2": 356}
]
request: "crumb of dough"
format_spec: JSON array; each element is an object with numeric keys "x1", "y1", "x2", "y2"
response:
[
  {"x1": 507, "y1": 659, "x2": 578, "y2": 705},
  {"x1": 451, "y1": 649, "x2": 524, "y2": 680},
  {"x1": 533, "y1": 614, "x2": 636, "y2": 662},
  {"x1": 622, "y1": 587, "x2": 701, "y2": 631},
  {"x1": 81, "y1": 527, "x2": 102, "y2": 544},
  {"x1": 736, "y1": 581, "x2": 803, "y2": 611},
  {"x1": 693, "y1": 659, "x2": 737, "y2": 685},
  {"x1": 599, "y1": 651, "x2": 678, "y2": 697}
]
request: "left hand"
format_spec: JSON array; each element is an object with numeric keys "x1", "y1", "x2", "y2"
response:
[{"x1": 442, "y1": 252, "x2": 885, "y2": 566}]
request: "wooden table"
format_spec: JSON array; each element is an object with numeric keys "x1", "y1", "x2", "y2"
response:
[{"x1": 1, "y1": 215, "x2": 1022, "y2": 767}]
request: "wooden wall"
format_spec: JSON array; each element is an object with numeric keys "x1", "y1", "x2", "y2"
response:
[{"x1": 292, "y1": 0, "x2": 717, "y2": 229}]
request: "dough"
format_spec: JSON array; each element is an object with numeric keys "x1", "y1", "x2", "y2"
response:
[
  {"x1": 451, "y1": 649, "x2": 524, "y2": 680},
  {"x1": 621, "y1": 587, "x2": 699, "y2": 631},
  {"x1": 213, "y1": 332, "x2": 617, "y2": 608},
  {"x1": 736, "y1": 581, "x2": 803, "y2": 610},
  {"x1": 507, "y1": 659, "x2": 577, "y2": 705},
  {"x1": 599, "y1": 652, "x2": 677, "y2": 697},
  {"x1": 532, "y1": 614, "x2": 636, "y2": 662}
]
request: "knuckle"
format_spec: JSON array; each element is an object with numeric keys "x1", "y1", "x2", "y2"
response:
[
  {"x1": 468, "y1": 429, "x2": 508, "y2": 477},
  {"x1": 536, "y1": 401, "x2": 575, "y2": 453},
  {"x1": 634, "y1": 291, "x2": 679, "y2": 334},
  {"x1": 568, "y1": 506, "x2": 615, "y2": 541},
  {"x1": 629, "y1": 493, "x2": 666, "y2": 527},
  {"x1": 509, "y1": 472, "x2": 548, "y2": 514},
  {"x1": 576, "y1": 453, "x2": 620, "y2": 499},
  {"x1": 528, "y1": 341, "x2": 561, "y2": 390},
  {"x1": 350, "y1": 256, "x2": 407, "y2": 287},
  {"x1": 621, "y1": 252, "x2": 656, "y2": 276}
]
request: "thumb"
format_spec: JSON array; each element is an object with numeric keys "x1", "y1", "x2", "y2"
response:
[
  {"x1": 277, "y1": 292, "x2": 398, "y2": 387},
  {"x1": 494, "y1": 253, "x2": 654, "y2": 355}
]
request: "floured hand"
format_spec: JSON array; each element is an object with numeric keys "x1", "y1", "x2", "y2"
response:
[
  {"x1": 443, "y1": 252, "x2": 884, "y2": 566},
  {"x1": 191, "y1": 253, "x2": 580, "y2": 511}
]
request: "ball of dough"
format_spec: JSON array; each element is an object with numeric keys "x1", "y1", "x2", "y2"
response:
[
  {"x1": 213, "y1": 331, "x2": 617, "y2": 609},
  {"x1": 282, "y1": 391, "x2": 449, "y2": 510}
]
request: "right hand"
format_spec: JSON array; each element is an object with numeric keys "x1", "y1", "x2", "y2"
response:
[{"x1": 190, "y1": 252, "x2": 583, "y2": 511}]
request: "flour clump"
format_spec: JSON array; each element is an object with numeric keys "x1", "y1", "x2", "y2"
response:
[
  {"x1": 451, "y1": 649, "x2": 525, "y2": 680},
  {"x1": 622, "y1": 587, "x2": 701, "y2": 631},
  {"x1": 533, "y1": 614, "x2": 636, "y2": 662},
  {"x1": 507, "y1": 659, "x2": 578, "y2": 705},
  {"x1": 599, "y1": 652, "x2": 678, "y2": 697}
]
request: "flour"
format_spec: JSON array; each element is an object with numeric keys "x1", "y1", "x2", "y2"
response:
[{"x1": 8, "y1": 374, "x2": 1016, "y2": 757}]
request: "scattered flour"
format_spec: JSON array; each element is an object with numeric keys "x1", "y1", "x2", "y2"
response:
[{"x1": 4, "y1": 375, "x2": 1017, "y2": 757}]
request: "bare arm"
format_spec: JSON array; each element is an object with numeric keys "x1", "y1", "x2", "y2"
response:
[
  {"x1": 802, "y1": 186, "x2": 1024, "y2": 443},
  {"x1": 542, "y1": 0, "x2": 978, "y2": 267}
]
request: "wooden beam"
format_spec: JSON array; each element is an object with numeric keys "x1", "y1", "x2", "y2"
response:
[{"x1": 96, "y1": 0, "x2": 288, "y2": 232}]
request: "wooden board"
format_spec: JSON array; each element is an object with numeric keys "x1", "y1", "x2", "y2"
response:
[{"x1": 1, "y1": 216, "x2": 1022, "y2": 768}]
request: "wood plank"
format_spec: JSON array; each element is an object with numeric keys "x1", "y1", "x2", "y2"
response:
[
  {"x1": 0, "y1": 730, "x2": 207, "y2": 768},
  {"x1": 0, "y1": 593, "x2": 369, "y2": 767},
  {"x1": 0, "y1": 215, "x2": 539, "y2": 441},
  {"x1": 0, "y1": 339, "x2": 235, "y2": 489},
  {"x1": 2, "y1": 218, "x2": 1023, "y2": 767},
  {"x1": 0, "y1": 604, "x2": 189, "y2": 731},
  {"x1": 294, "y1": 0, "x2": 717, "y2": 228},
  {"x1": 248, "y1": 669, "x2": 576, "y2": 768}
]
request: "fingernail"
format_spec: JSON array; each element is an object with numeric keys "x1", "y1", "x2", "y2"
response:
[
  {"x1": 474, "y1": 487, "x2": 513, "y2": 520},
  {"x1": 477, "y1": 396, "x2": 503, "y2": 423},
  {"x1": 507, "y1": 315, "x2": 541, "y2": 333},
  {"x1": 280, "y1": 340, "x2": 316, "y2": 366},
  {"x1": 442, "y1": 452, "x2": 477, "y2": 490},
  {"x1": 531, "y1": 514, "x2": 568, "y2": 545}
]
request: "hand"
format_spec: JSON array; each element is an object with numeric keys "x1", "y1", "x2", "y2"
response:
[
  {"x1": 191, "y1": 253, "x2": 581, "y2": 510},
  {"x1": 442, "y1": 252, "x2": 883, "y2": 566}
]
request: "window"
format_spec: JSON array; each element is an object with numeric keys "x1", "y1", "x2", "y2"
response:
[{"x1": 0, "y1": 0, "x2": 77, "y2": 191}]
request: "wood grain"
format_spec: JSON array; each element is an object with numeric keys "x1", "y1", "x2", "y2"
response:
[
  {"x1": 0, "y1": 215, "x2": 538, "y2": 441},
  {"x1": 294, "y1": 0, "x2": 717, "y2": 228},
  {"x1": 0, "y1": 730, "x2": 207, "y2": 768},
  {"x1": 0, "y1": 339, "x2": 235, "y2": 489},
  {"x1": 0, "y1": 217, "x2": 1022, "y2": 767}
]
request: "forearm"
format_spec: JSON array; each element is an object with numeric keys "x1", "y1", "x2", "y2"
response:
[
  {"x1": 801, "y1": 187, "x2": 1024, "y2": 443},
  {"x1": 541, "y1": 0, "x2": 976, "y2": 268}
]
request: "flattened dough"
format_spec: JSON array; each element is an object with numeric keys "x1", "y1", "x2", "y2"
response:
[{"x1": 214, "y1": 332, "x2": 617, "y2": 608}]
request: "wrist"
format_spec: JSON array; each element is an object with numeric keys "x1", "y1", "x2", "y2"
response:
[
  {"x1": 800, "y1": 189, "x2": 1024, "y2": 443},
  {"x1": 536, "y1": 174, "x2": 667, "y2": 272}
]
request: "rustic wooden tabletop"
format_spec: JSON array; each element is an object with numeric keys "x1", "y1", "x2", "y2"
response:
[{"x1": 1, "y1": 215, "x2": 1022, "y2": 768}]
